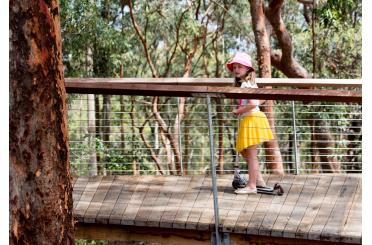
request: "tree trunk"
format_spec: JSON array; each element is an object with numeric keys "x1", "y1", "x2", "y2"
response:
[
  {"x1": 263, "y1": 1, "x2": 346, "y2": 174},
  {"x1": 249, "y1": 0, "x2": 284, "y2": 175},
  {"x1": 310, "y1": 119, "x2": 320, "y2": 173},
  {"x1": 312, "y1": 0, "x2": 317, "y2": 78},
  {"x1": 314, "y1": 120, "x2": 341, "y2": 173},
  {"x1": 10, "y1": 1, "x2": 74, "y2": 243},
  {"x1": 130, "y1": 97, "x2": 138, "y2": 175}
]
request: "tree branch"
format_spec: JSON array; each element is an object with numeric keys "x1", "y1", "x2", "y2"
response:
[
  {"x1": 162, "y1": 7, "x2": 190, "y2": 77},
  {"x1": 138, "y1": 116, "x2": 165, "y2": 174},
  {"x1": 265, "y1": 1, "x2": 308, "y2": 78},
  {"x1": 128, "y1": 1, "x2": 158, "y2": 77}
]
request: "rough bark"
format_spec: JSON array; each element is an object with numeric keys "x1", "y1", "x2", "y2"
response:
[
  {"x1": 264, "y1": 1, "x2": 341, "y2": 173},
  {"x1": 264, "y1": 0, "x2": 309, "y2": 78},
  {"x1": 250, "y1": 0, "x2": 284, "y2": 175},
  {"x1": 9, "y1": 0, "x2": 74, "y2": 244},
  {"x1": 314, "y1": 120, "x2": 341, "y2": 173}
]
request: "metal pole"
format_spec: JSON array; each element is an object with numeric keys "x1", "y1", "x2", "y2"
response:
[
  {"x1": 177, "y1": 97, "x2": 184, "y2": 175},
  {"x1": 291, "y1": 101, "x2": 299, "y2": 175},
  {"x1": 206, "y1": 95, "x2": 221, "y2": 245}
]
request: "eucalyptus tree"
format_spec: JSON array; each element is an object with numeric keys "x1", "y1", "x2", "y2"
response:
[
  {"x1": 127, "y1": 0, "x2": 243, "y2": 175},
  {"x1": 60, "y1": 0, "x2": 361, "y2": 175},
  {"x1": 10, "y1": 0, "x2": 74, "y2": 243}
]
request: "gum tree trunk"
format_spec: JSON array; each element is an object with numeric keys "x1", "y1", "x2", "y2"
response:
[
  {"x1": 249, "y1": 0, "x2": 284, "y2": 175},
  {"x1": 10, "y1": 0, "x2": 74, "y2": 244}
]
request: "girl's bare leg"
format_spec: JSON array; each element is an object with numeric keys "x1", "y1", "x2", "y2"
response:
[
  {"x1": 241, "y1": 145, "x2": 259, "y2": 189},
  {"x1": 257, "y1": 170, "x2": 266, "y2": 187}
]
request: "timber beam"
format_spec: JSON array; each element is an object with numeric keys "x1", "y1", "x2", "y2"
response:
[{"x1": 65, "y1": 78, "x2": 361, "y2": 103}]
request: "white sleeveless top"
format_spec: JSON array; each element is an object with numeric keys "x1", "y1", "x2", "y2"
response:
[{"x1": 238, "y1": 81, "x2": 260, "y2": 118}]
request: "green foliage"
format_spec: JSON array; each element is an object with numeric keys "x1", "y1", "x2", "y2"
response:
[
  {"x1": 62, "y1": 1, "x2": 362, "y2": 175},
  {"x1": 316, "y1": 0, "x2": 361, "y2": 30}
]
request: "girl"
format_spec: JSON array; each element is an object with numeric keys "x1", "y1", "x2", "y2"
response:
[{"x1": 226, "y1": 52, "x2": 274, "y2": 194}]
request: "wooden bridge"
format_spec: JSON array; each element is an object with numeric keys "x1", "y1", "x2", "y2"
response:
[
  {"x1": 68, "y1": 78, "x2": 362, "y2": 244},
  {"x1": 73, "y1": 174, "x2": 361, "y2": 244}
]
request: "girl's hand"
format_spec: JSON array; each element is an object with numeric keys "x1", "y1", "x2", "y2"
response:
[{"x1": 233, "y1": 109, "x2": 241, "y2": 115}]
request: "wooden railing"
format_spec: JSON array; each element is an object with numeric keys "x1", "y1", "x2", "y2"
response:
[{"x1": 65, "y1": 78, "x2": 362, "y2": 103}]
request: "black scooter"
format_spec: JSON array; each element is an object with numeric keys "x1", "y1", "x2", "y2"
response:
[{"x1": 232, "y1": 168, "x2": 284, "y2": 196}]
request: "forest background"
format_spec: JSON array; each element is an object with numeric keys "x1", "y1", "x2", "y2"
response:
[{"x1": 61, "y1": 0, "x2": 362, "y2": 177}]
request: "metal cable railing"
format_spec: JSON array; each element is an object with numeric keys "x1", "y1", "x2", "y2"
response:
[{"x1": 67, "y1": 94, "x2": 362, "y2": 176}]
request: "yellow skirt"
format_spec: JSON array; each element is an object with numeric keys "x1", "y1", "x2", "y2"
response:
[{"x1": 236, "y1": 111, "x2": 274, "y2": 153}]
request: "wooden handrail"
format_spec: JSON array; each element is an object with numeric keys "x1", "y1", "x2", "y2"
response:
[
  {"x1": 65, "y1": 77, "x2": 362, "y2": 88},
  {"x1": 65, "y1": 79, "x2": 361, "y2": 103}
]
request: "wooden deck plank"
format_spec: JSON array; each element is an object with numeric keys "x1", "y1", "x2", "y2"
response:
[
  {"x1": 145, "y1": 176, "x2": 178, "y2": 227},
  {"x1": 307, "y1": 175, "x2": 347, "y2": 241},
  {"x1": 197, "y1": 209, "x2": 214, "y2": 231},
  {"x1": 295, "y1": 176, "x2": 327, "y2": 239},
  {"x1": 281, "y1": 176, "x2": 320, "y2": 239},
  {"x1": 84, "y1": 176, "x2": 103, "y2": 192},
  {"x1": 160, "y1": 176, "x2": 192, "y2": 228},
  {"x1": 173, "y1": 206, "x2": 192, "y2": 229},
  {"x1": 246, "y1": 200, "x2": 269, "y2": 235},
  {"x1": 96, "y1": 202, "x2": 115, "y2": 224},
  {"x1": 282, "y1": 205, "x2": 308, "y2": 239},
  {"x1": 222, "y1": 210, "x2": 241, "y2": 232},
  {"x1": 134, "y1": 176, "x2": 166, "y2": 227},
  {"x1": 270, "y1": 204, "x2": 296, "y2": 237},
  {"x1": 284, "y1": 181, "x2": 305, "y2": 205},
  {"x1": 73, "y1": 176, "x2": 89, "y2": 191},
  {"x1": 95, "y1": 177, "x2": 118, "y2": 224},
  {"x1": 233, "y1": 210, "x2": 253, "y2": 234},
  {"x1": 111, "y1": 175, "x2": 137, "y2": 222},
  {"x1": 321, "y1": 176, "x2": 359, "y2": 242},
  {"x1": 340, "y1": 176, "x2": 362, "y2": 244},
  {"x1": 185, "y1": 207, "x2": 203, "y2": 230},
  {"x1": 75, "y1": 176, "x2": 103, "y2": 221},
  {"x1": 259, "y1": 203, "x2": 283, "y2": 236},
  {"x1": 121, "y1": 175, "x2": 154, "y2": 226},
  {"x1": 73, "y1": 174, "x2": 362, "y2": 243},
  {"x1": 109, "y1": 202, "x2": 127, "y2": 225},
  {"x1": 268, "y1": 177, "x2": 297, "y2": 238},
  {"x1": 172, "y1": 176, "x2": 204, "y2": 229},
  {"x1": 83, "y1": 202, "x2": 101, "y2": 223},
  {"x1": 217, "y1": 208, "x2": 230, "y2": 230}
]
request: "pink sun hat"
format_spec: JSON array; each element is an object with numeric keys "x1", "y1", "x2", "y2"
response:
[{"x1": 226, "y1": 52, "x2": 255, "y2": 72}]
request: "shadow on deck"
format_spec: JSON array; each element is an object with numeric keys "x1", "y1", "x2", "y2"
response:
[{"x1": 72, "y1": 174, "x2": 361, "y2": 244}]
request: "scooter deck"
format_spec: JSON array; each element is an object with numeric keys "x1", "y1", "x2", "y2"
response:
[{"x1": 257, "y1": 183, "x2": 284, "y2": 196}]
